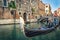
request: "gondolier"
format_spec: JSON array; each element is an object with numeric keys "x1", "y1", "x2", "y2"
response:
[{"x1": 20, "y1": 16, "x2": 25, "y2": 32}]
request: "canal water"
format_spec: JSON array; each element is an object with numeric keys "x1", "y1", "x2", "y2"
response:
[{"x1": 0, "y1": 23, "x2": 60, "y2": 40}]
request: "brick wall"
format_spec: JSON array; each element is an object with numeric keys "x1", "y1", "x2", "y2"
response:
[
  {"x1": 0, "y1": 7, "x2": 20, "y2": 19},
  {"x1": 38, "y1": 1, "x2": 45, "y2": 16},
  {"x1": 3, "y1": 8, "x2": 13, "y2": 19},
  {"x1": 0, "y1": 7, "x2": 3, "y2": 19}
]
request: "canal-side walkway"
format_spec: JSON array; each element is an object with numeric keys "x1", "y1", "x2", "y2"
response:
[
  {"x1": 0, "y1": 19, "x2": 20, "y2": 25},
  {"x1": 0, "y1": 19, "x2": 37, "y2": 25}
]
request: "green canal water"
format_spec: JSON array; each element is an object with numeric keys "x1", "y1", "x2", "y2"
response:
[{"x1": 0, "y1": 23, "x2": 60, "y2": 40}]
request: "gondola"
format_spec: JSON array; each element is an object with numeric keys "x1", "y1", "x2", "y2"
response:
[
  {"x1": 24, "y1": 24, "x2": 59, "y2": 37},
  {"x1": 23, "y1": 17, "x2": 59, "y2": 37}
]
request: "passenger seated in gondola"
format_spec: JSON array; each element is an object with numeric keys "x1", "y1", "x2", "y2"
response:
[
  {"x1": 38, "y1": 17, "x2": 59, "y2": 30},
  {"x1": 53, "y1": 18, "x2": 59, "y2": 25},
  {"x1": 19, "y1": 16, "x2": 25, "y2": 32},
  {"x1": 47, "y1": 18, "x2": 54, "y2": 28},
  {"x1": 48, "y1": 20, "x2": 54, "y2": 28}
]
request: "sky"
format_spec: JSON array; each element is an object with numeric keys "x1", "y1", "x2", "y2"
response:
[{"x1": 42, "y1": 0, "x2": 60, "y2": 13}]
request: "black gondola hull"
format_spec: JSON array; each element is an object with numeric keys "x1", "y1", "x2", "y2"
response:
[{"x1": 24, "y1": 25, "x2": 59, "y2": 37}]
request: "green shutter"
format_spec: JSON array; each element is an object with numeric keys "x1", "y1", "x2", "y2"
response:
[
  {"x1": 8, "y1": 1, "x2": 16, "y2": 9},
  {"x1": 31, "y1": 8, "x2": 35, "y2": 12}
]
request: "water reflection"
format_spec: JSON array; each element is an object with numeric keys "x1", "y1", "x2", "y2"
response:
[
  {"x1": 25, "y1": 23, "x2": 41, "y2": 29},
  {"x1": 0, "y1": 23, "x2": 60, "y2": 40}
]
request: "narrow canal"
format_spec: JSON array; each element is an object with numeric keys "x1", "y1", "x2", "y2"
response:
[{"x1": 0, "y1": 23, "x2": 60, "y2": 40}]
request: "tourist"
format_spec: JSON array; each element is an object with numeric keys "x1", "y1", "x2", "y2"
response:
[
  {"x1": 20, "y1": 16, "x2": 25, "y2": 32},
  {"x1": 48, "y1": 18, "x2": 54, "y2": 28},
  {"x1": 54, "y1": 18, "x2": 59, "y2": 25}
]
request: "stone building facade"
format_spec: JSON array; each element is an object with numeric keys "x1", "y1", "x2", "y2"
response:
[
  {"x1": 57, "y1": 8, "x2": 60, "y2": 16},
  {"x1": 45, "y1": 4, "x2": 52, "y2": 16},
  {"x1": 16, "y1": 0, "x2": 39, "y2": 21},
  {"x1": 16, "y1": 0, "x2": 46, "y2": 20},
  {"x1": 54, "y1": 8, "x2": 60, "y2": 17},
  {"x1": 0, "y1": 0, "x2": 20, "y2": 19},
  {"x1": 0, "y1": 7, "x2": 3, "y2": 19},
  {"x1": 0, "y1": 0, "x2": 52, "y2": 20},
  {"x1": 38, "y1": 0, "x2": 45, "y2": 16}
]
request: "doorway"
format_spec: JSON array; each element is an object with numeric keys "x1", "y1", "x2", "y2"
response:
[{"x1": 23, "y1": 13, "x2": 27, "y2": 21}]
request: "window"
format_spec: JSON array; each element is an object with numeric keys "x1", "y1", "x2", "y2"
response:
[
  {"x1": 46, "y1": 10, "x2": 48, "y2": 13},
  {"x1": 19, "y1": 0, "x2": 21, "y2": 2},
  {"x1": 46, "y1": 6, "x2": 48, "y2": 8},
  {"x1": 3, "y1": 0, "x2": 7, "y2": 7},
  {"x1": 19, "y1": 3, "x2": 21, "y2": 8},
  {"x1": 11, "y1": 11, "x2": 14, "y2": 15},
  {"x1": 21, "y1": 0, "x2": 24, "y2": 4},
  {"x1": 0, "y1": 1, "x2": 2, "y2": 6},
  {"x1": 31, "y1": 0, "x2": 35, "y2": 3},
  {"x1": 35, "y1": 16, "x2": 37, "y2": 19},
  {"x1": 19, "y1": 12, "x2": 21, "y2": 15}
]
